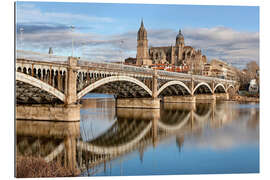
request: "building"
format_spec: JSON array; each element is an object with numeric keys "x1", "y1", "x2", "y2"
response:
[
  {"x1": 136, "y1": 20, "x2": 152, "y2": 66},
  {"x1": 202, "y1": 63, "x2": 212, "y2": 76},
  {"x1": 124, "y1": 57, "x2": 137, "y2": 65},
  {"x1": 128, "y1": 20, "x2": 240, "y2": 78},
  {"x1": 135, "y1": 20, "x2": 207, "y2": 74},
  {"x1": 202, "y1": 59, "x2": 238, "y2": 80}
]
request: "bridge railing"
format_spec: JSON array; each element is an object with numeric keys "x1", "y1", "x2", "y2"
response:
[
  {"x1": 78, "y1": 60, "x2": 235, "y2": 83},
  {"x1": 78, "y1": 59, "x2": 154, "y2": 74},
  {"x1": 16, "y1": 50, "x2": 236, "y2": 84},
  {"x1": 156, "y1": 70, "x2": 236, "y2": 84}
]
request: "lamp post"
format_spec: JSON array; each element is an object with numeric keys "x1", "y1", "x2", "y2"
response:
[
  {"x1": 71, "y1": 25, "x2": 75, "y2": 57},
  {"x1": 81, "y1": 41, "x2": 86, "y2": 58},
  {"x1": 120, "y1": 40, "x2": 124, "y2": 69},
  {"x1": 19, "y1": 27, "x2": 24, "y2": 50}
]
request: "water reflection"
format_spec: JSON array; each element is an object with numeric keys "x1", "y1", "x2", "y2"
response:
[
  {"x1": 16, "y1": 121, "x2": 80, "y2": 172},
  {"x1": 16, "y1": 99, "x2": 259, "y2": 176}
]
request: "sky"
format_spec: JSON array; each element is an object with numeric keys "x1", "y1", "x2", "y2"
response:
[{"x1": 15, "y1": 1, "x2": 259, "y2": 69}]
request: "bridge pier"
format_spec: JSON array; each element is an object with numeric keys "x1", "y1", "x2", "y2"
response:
[
  {"x1": 64, "y1": 136, "x2": 77, "y2": 171},
  {"x1": 162, "y1": 95, "x2": 196, "y2": 103},
  {"x1": 116, "y1": 98, "x2": 160, "y2": 109},
  {"x1": 16, "y1": 104, "x2": 80, "y2": 121},
  {"x1": 215, "y1": 93, "x2": 229, "y2": 100},
  {"x1": 65, "y1": 57, "x2": 78, "y2": 105},
  {"x1": 151, "y1": 110, "x2": 159, "y2": 148}
]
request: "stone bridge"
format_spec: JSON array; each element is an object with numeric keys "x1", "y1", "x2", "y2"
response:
[{"x1": 16, "y1": 50, "x2": 238, "y2": 108}]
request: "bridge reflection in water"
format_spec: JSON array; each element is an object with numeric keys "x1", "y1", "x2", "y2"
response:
[{"x1": 16, "y1": 99, "x2": 257, "y2": 176}]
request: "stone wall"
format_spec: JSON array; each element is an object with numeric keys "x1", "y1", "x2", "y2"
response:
[
  {"x1": 116, "y1": 98, "x2": 160, "y2": 109},
  {"x1": 16, "y1": 104, "x2": 80, "y2": 121}
]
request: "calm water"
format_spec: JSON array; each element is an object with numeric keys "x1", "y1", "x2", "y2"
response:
[{"x1": 16, "y1": 97, "x2": 259, "y2": 176}]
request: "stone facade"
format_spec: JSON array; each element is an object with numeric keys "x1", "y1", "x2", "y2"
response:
[
  {"x1": 136, "y1": 20, "x2": 152, "y2": 66},
  {"x1": 202, "y1": 59, "x2": 238, "y2": 80},
  {"x1": 16, "y1": 104, "x2": 80, "y2": 121},
  {"x1": 136, "y1": 20, "x2": 207, "y2": 74}
]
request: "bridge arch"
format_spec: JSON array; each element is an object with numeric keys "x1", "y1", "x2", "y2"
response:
[
  {"x1": 193, "y1": 108, "x2": 212, "y2": 123},
  {"x1": 158, "y1": 112, "x2": 190, "y2": 132},
  {"x1": 77, "y1": 121, "x2": 152, "y2": 155},
  {"x1": 16, "y1": 72, "x2": 65, "y2": 102},
  {"x1": 214, "y1": 83, "x2": 227, "y2": 93},
  {"x1": 193, "y1": 82, "x2": 213, "y2": 94},
  {"x1": 77, "y1": 76, "x2": 153, "y2": 99},
  {"x1": 157, "y1": 80, "x2": 192, "y2": 96},
  {"x1": 226, "y1": 84, "x2": 235, "y2": 92}
]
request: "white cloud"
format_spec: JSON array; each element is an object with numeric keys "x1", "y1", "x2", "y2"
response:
[
  {"x1": 182, "y1": 27, "x2": 259, "y2": 68},
  {"x1": 183, "y1": 109, "x2": 259, "y2": 150},
  {"x1": 16, "y1": 3, "x2": 114, "y2": 24},
  {"x1": 16, "y1": 14, "x2": 259, "y2": 69}
]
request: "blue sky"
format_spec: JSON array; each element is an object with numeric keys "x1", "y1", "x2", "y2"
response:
[{"x1": 16, "y1": 1, "x2": 259, "y2": 69}]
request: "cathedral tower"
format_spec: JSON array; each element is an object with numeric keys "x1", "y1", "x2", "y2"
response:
[
  {"x1": 136, "y1": 20, "x2": 152, "y2": 66},
  {"x1": 176, "y1": 29, "x2": 185, "y2": 48},
  {"x1": 176, "y1": 29, "x2": 185, "y2": 63}
]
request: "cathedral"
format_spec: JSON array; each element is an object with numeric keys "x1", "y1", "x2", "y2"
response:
[{"x1": 135, "y1": 20, "x2": 207, "y2": 73}]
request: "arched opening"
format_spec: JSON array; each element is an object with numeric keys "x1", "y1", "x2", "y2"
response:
[
  {"x1": 51, "y1": 70, "x2": 54, "y2": 86},
  {"x1": 46, "y1": 69, "x2": 50, "y2": 84},
  {"x1": 157, "y1": 81, "x2": 191, "y2": 97},
  {"x1": 33, "y1": 68, "x2": 37, "y2": 78},
  {"x1": 214, "y1": 84, "x2": 226, "y2": 93},
  {"x1": 42, "y1": 69, "x2": 46, "y2": 81},
  {"x1": 28, "y1": 68, "x2": 32, "y2": 76},
  {"x1": 37, "y1": 69, "x2": 42, "y2": 79},
  {"x1": 227, "y1": 85, "x2": 236, "y2": 98},
  {"x1": 77, "y1": 76, "x2": 153, "y2": 100},
  {"x1": 17, "y1": 67, "x2": 22, "y2": 72},
  {"x1": 16, "y1": 72, "x2": 65, "y2": 103},
  {"x1": 54, "y1": 70, "x2": 58, "y2": 89},
  {"x1": 193, "y1": 83, "x2": 212, "y2": 95},
  {"x1": 23, "y1": 67, "x2": 27, "y2": 74},
  {"x1": 62, "y1": 71, "x2": 66, "y2": 92}
]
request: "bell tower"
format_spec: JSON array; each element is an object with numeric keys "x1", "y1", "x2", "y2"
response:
[
  {"x1": 136, "y1": 20, "x2": 152, "y2": 66},
  {"x1": 176, "y1": 29, "x2": 185, "y2": 63}
]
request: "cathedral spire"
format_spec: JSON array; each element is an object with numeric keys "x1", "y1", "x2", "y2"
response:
[
  {"x1": 138, "y1": 19, "x2": 147, "y2": 40},
  {"x1": 141, "y1": 18, "x2": 144, "y2": 28},
  {"x1": 136, "y1": 19, "x2": 151, "y2": 66}
]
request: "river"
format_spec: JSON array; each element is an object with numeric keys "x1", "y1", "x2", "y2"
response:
[{"x1": 16, "y1": 95, "x2": 259, "y2": 176}]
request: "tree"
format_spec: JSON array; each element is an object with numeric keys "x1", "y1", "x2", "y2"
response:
[
  {"x1": 238, "y1": 61, "x2": 260, "y2": 91},
  {"x1": 246, "y1": 61, "x2": 259, "y2": 79}
]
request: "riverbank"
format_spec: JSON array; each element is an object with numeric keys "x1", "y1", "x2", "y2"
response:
[
  {"x1": 16, "y1": 156, "x2": 80, "y2": 178},
  {"x1": 231, "y1": 95, "x2": 259, "y2": 103}
]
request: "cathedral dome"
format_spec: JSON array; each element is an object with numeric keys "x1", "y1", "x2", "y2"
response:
[
  {"x1": 176, "y1": 29, "x2": 185, "y2": 46},
  {"x1": 176, "y1": 29, "x2": 184, "y2": 40}
]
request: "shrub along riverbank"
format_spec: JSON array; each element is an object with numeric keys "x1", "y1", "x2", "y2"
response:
[{"x1": 16, "y1": 156, "x2": 80, "y2": 178}]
